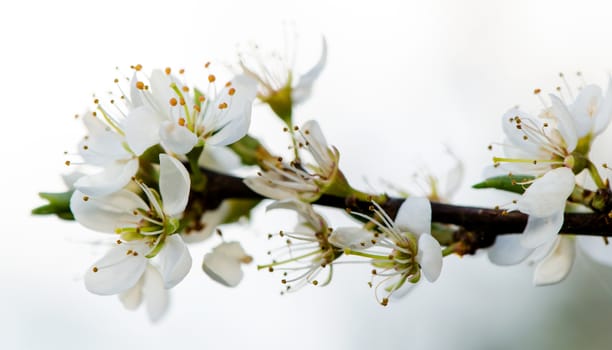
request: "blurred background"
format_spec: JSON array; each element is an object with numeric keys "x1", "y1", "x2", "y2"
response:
[{"x1": 3, "y1": 0, "x2": 612, "y2": 348}]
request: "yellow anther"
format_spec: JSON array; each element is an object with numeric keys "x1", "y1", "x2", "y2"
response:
[
  {"x1": 165, "y1": 67, "x2": 171, "y2": 75},
  {"x1": 134, "y1": 64, "x2": 143, "y2": 71},
  {"x1": 92, "y1": 267, "x2": 98, "y2": 273},
  {"x1": 178, "y1": 118, "x2": 186, "y2": 126},
  {"x1": 228, "y1": 87, "x2": 236, "y2": 96},
  {"x1": 208, "y1": 74, "x2": 216, "y2": 83},
  {"x1": 135, "y1": 81, "x2": 145, "y2": 90},
  {"x1": 218, "y1": 102, "x2": 228, "y2": 109},
  {"x1": 169, "y1": 97, "x2": 178, "y2": 106}
]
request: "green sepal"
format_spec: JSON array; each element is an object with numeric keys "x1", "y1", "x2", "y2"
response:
[
  {"x1": 472, "y1": 174, "x2": 535, "y2": 194},
  {"x1": 229, "y1": 134, "x2": 272, "y2": 166},
  {"x1": 32, "y1": 190, "x2": 74, "y2": 220},
  {"x1": 263, "y1": 83, "x2": 293, "y2": 125}
]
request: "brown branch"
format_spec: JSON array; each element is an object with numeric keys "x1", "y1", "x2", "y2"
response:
[{"x1": 200, "y1": 168, "x2": 612, "y2": 251}]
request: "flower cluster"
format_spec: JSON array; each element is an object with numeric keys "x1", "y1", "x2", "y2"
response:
[
  {"x1": 62, "y1": 63, "x2": 261, "y2": 321},
  {"x1": 34, "y1": 34, "x2": 612, "y2": 323},
  {"x1": 486, "y1": 76, "x2": 612, "y2": 285}
]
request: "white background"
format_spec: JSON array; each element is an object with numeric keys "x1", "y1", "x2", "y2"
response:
[{"x1": 3, "y1": 0, "x2": 612, "y2": 349}]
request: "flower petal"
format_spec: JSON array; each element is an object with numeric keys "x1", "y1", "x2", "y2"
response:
[
  {"x1": 74, "y1": 158, "x2": 139, "y2": 197},
  {"x1": 549, "y1": 94, "x2": 578, "y2": 151},
  {"x1": 501, "y1": 107, "x2": 545, "y2": 155},
  {"x1": 578, "y1": 235, "x2": 612, "y2": 266},
  {"x1": 533, "y1": 236, "x2": 575, "y2": 286},
  {"x1": 570, "y1": 84, "x2": 602, "y2": 138},
  {"x1": 119, "y1": 276, "x2": 144, "y2": 310},
  {"x1": 148, "y1": 69, "x2": 180, "y2": 114},
  {"x1": 329, "y1": 227, "x2": 375, "y2": 249},
  {"x1": 487, "y1": 234, "x2": 533, "y2": 265},
  {"x1": 202, "y1": 242, "x2": 248, "y2": 287},
  {"x1": 517, "y1": 167, "x2": 575, "y2": 218},
  {"x1": 394, "y1": 197, "x2": 431, "y2": 235},
  {"x1": 520, "y1": 210, "x2": 565, "y2": 249},
  {"x1": 84, "y1": 242, "x2": 148, "y2": 295},
  {"x1": 159, "y1": 154, "x2": 190, "y2": 216},
  {"x1": 79, "y1": 112, "x2": 130, "y2": 166},
  {"x1": 416, "y1": 233, "x2": 442, "y2": 282},
  {"x1": 266, "y1": 199, "x2": 323, "y2": 231},
  {"x1": 203, "y1": 75, "x2": 257, "y2": 146},
  {"x1": 293, "y1": 37, "x2": 327, "y2": 104},
  {"x1": 123, "y1": 106, "x2": 162, "y2": 156},
  {"x1": 159, "y1": 120, "x2": 198, "y2": 155},
  {"x1": 198, "y1": 146, "x2": 242, "y2": 173},
  {"x1": 158, "y1": 234, "x2": 192, "y2": 289},
  {"x1": 142, "y1": 264, "x2": 169, "y2": 323},
  {"x1": 594, "y1": 77, "x2": 612, "y2": 135},
  {"x1": 70, "y1": 189, "x2": 147, "y2": 233}
]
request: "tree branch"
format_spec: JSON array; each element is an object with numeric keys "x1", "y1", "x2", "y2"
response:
[{"x1": 199, "y1": 168, "x2": 612, "y2": 251}]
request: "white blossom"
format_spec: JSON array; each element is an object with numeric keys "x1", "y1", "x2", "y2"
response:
[
  {"x1": 73, "y1": 154, "x2": 193, "y2": 295},
  {"x1": 244, "y1": 120, "x2": 341, "y2": 201},
  {"x1": 330, "y1": 197, "x2": 442, "y2": 304},
  {"x1": 259, "y1": 200, "x2": 339, "y2": 292}
]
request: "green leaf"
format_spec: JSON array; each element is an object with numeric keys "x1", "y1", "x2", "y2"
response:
[
  {"x1": 472, "y1": 174, "x2": 535, "y2": 194},
  {"x1": 32, "y1": 190, "x2": 75, "y2": 220}
]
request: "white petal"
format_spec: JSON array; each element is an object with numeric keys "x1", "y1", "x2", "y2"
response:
[
  {"x1": 487, "y1": 234, "x2": 533, "y2": 265},
  {"x1": 212, "y1": 241, "x2": 248, "y2": 259},
  {"x1": 243, "y1": 177, "x2": 301, "y2": 201},
  {"x1": 202, "y1": 242, "x2": 248, "y2": 287},
  {"x1": 158, "y1": 235, "x2": 192, "y2": 289},
  {"x1": 394, "y1": 197, "x2": 431, "y2": 235},
  {"x1": 123, "y1": 106, "x2": 163, "y2": 155},
  {"x1": 329, "y1": 227, "x2": 375, "y2": 249},
  {"x1": 517, "y1": 167, "x2": 575, "y2": 217},
  {"x1": 74, "y1": 159, "x2": 139, "y2": 197},
  {"x1": 501, "y1": 107, "x2": 545, "y2": 155},
  {"x1": 84, "y1": 242, "x2": 148, "y2": 295},
  {"x1": 266, "y1": 199, "x2": 323, "y2": 231},
  {"x1": 520, "y1": 211, "x2": 565, "y2": 249},
  {"x1": 142, "y1": 265, "x2": 169, "y2": 323},
  {"x1": 79, "y1": 112, "x2": 130, "y2": 166},
  {"x1": 119, "y1": 276, "x2": 144, "y2": 310},
  {"x1": 570, "y1": 84, "x2": 602, "y2": 137},
  {"x1": 594, "y1": 78, "x2": 612, "y2": 135},
  {"x1": 159, "y1": 154, "x2": 190, "y2": 216},
  {"x1": 533, "y1": 236, "x2": 575, "y2": 286},
  {"x1": 300, "y1": 120, "x2": 335, "y2": 173},
  {"x1": 148, "y1": 69, "x2": 179, "y2": 114},
  {"x1": 549, "y1": 94, "x2": 578, "y2": 151},
  {"x1": 293, "y1": 36, "x2": 327, "y2": 104},
  {"x1": 203, "y1": 75, "x2": 257, "y2": 146},
  {"x1": 70, "y1": 189, "x2": 147, "y2": 233},
  {"x1": 416, "y1": 233, "x2": 442, "y2": 282},
  {"x1": 198, "y1": 146, "x2": 242, "y2": 173},
  {"x1": 159, "y1": 120, "x2": 198, "y2": 155},
  {"x1": 578, "y1": 235, "x2": 612, "y2": 266}
]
